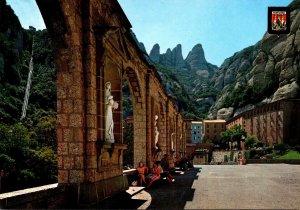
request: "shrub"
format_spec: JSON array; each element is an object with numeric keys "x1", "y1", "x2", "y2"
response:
[
  {"x1": 264, "y1": 147, "x2": 273, "y2": 154},
  {"x1": 250, "y1": 149, "x2": 257, "y2": 159},
  {"x1": 274, "y1": 143, "x2": 288, "y2": 155},
  {"x1": 246, "y1": 135, "x2": 257, "y2": 148},
  {"x1": 274, "y1": 143, "x2": 288, "y2": 151},
  {"x1": 294, "y1": 145, "x2": 300, "y2": 153},
  {"x1": 254, "y1": 141, "x2": 264, "y2": 148},
  {"x1": 0, "y1": 154, "x2": 15, "y2": 171}
]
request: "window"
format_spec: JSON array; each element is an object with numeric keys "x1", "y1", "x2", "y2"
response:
[
  {"x1": 194, "y1": 131, "x2": 196, "y2": 135},
  {"x1": 214, "y1": 124, "x2": 216, "y2": 128},
  {"x1": 207, "y1": 124, "x2": 209, "y2": 128}
]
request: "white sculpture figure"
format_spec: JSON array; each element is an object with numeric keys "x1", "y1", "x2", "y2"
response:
[
  {"x1": 105, "y1": 81, "x2": 118, "y2": 143},
  {"x1": 154, "y1": 115, "x2": 159, "y2": 149},
  {"x1": 105, "y1": 82, "x2": 112, "y2": 102},
  {"x1": 171, "y1": 132, "x2": 175, "y2": 152}
]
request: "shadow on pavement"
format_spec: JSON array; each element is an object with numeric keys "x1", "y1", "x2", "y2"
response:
[
  {"x1": 92, "y1": 167, "x2": 201, "y2": 209},
  {"x1": 144, "y1": 167, "x2": 201, "y2": 209},
  {"x1": 92, "y1": 191, "x2": 148, "y2": 209}
]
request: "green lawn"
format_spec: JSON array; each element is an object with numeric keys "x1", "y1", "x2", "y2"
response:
[{"x1": 276, "y1": 150, "x2": 300, "y2": 159}]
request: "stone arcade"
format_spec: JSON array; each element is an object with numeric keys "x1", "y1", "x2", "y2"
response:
[{"x1": 2, "y1": 0, "x2": 187, "y2": 208}]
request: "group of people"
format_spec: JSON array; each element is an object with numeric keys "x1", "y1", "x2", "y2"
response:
[{"x1": 136, "y1": 154, "x2": 176, "y2": 188}]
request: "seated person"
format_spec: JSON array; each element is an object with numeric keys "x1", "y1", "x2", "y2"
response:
[
  {"x1": 174, "y1": 155, "x2": 181, "y2": 167},
  {"x1": 161, "y1": 155, "x2": 175, "y2": 181},
  {"x1": 136, "y1": 161, "x2": 148, "y2": 186},
  {"x1": 146, "y1": 163, "x2": 160, "y2": 188},
  {"x1": 156, "y1": 161, "x2": 174, "y2": 183}
]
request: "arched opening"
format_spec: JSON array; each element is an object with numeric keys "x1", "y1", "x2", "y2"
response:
[
  {"x1": 122, "y1": 80, "x2": 133, "y2": 168},
  {"x1": 122, "y1": 66, "x2": 145, "y2": 167}
]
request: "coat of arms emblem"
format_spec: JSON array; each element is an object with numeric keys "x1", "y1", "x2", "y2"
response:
[{"x1": 268, "y1": 7, "x2": 290, "y2": 35}]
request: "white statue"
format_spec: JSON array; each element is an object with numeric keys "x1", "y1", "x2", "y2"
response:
[
  {"x1": 105, "y1": 81, "x2": 112, "y2": 101},
  {"x1": 171, "y1": 132, "x2": 175, "y2": 152},
  {"x1": 105, "y1": 82, "x2": 118, "y2": 143},
  {"x1": 154, "y1": 115, "x2": 159, "y2": 149}
]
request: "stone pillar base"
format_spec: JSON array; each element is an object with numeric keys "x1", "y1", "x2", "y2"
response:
[
  {"x1": 63, "y1": 175, "x2": 129, "y2": 208},
  {"x1": 239, "y1": 158, "x2": 246, "y2": 165}
]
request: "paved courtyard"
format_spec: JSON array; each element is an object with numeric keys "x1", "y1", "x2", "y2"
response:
[
  {"x1": 95, "y1": 164, "x2": 300, "y2": 209},
  {"x1": 186, "y1": 164, "x2": 300, "y2": 209}
]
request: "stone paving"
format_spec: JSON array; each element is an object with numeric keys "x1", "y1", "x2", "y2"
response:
[
  {"x1": 94, "y1": 169, "x2": 198, "y2": 209},
  {"x1": 186, "y1": 164, "x2": 300, "y2": 209},
  {"x1": 95, "y1": 164, "x2": 300, "y2": 209}
]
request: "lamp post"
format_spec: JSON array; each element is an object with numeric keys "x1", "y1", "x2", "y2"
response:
[
  {"x1": 240, "y1": 135, "x2": 246, "y2": 165},
  {"x1": 229, "y1": 135, "x2": 233, "y2": 151}
]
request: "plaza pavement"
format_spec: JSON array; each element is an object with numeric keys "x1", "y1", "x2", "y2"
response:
[
  {"x1": 186, "y1": 164, "x2": 300, "y2": 209},
  {"x1": 95, "y1": 164, "x2": 300, "y2": 209}
]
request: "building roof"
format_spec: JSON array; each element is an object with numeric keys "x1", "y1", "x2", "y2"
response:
[
  {"x1": 203, "y1": 120, "x2": 226, "y2": 123},
  {"x1": 191, "y1": 121, "x2": 203, "y2": 124}
]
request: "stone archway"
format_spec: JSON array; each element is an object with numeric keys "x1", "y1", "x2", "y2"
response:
[
  {"x1": 33, "y1": 0, "x2": 185, "y2": 207},
  {"x1": 123, "y1": 65, "x2": 146, "y2": 167}
]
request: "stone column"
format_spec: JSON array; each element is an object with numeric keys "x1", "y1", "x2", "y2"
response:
[
  {"x1": 133, "y1": 103, "x2": 147, "y2": 167},
  {"x1": 165, "y1": 100, "x2": 170, "y2": 155},
  {"x1": 146, "y1": 71, "x2": 151, "y2": 167}
]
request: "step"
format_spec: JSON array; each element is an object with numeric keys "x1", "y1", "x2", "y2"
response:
[{"x1": 126, "y1": 186, "x2": 145, "y2": 197}]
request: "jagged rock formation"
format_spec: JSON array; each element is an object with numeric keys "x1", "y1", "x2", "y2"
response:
[
  {"x1": 149, "y1": 43, "x2": 218, "y2": 113},
  {"x1": 217, "y1": 107, "x2": 234, "y2": 121},
  {"x1": 186, "y1": 44, "x2": 207, "y2": 70},
  {"x1": 149, "y1": 43, "x2": 160, "y2": 63},
  {"x1": 150, "y1": 44, "x2": 186, "y2": 69},
  {"x1": 209, "y1": 0, "x2": 300, "y2": 119}
]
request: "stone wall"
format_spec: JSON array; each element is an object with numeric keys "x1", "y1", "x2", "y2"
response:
[
  {"x1": 212, "y1": 151, "x2": 240, "y2": 163},
  {"x1": 0, "y1": 184, "x2": 65, "y2": 209},
  {"x1": 35, "y1": 0, "x2": 186, "y2": 206}
]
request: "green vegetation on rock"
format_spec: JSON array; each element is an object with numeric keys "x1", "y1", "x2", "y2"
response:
[{"x1": 0, "y1": 0, "x2": 57, "y2": 192}]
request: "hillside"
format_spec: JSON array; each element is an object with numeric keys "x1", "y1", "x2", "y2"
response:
[
  {"x1": 149, "y1": 43, "x2": 218, "y2": 114},
  {"x1": 209, "y1": 0, "x2": 300, "y2": 119},
  {"x1": 0, "y1": 0, "x2": 57, "y2": 192}
]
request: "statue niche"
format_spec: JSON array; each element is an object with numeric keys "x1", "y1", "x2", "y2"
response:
[
  {"x1": 152, "y1": 114, "x2": 161, "y2": 161},
  {"x1": 96, "y1": 81, "x2": 126, "y2": 172},
  {"x1": 105, "y1": 81, "x2": 119, "y2": 143}
]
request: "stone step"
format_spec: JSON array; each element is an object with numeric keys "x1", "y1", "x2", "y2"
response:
[{"x1": 126, "y1": 186, "x2": 145, "y2": 197}]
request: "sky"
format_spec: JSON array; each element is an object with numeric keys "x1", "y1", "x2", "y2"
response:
[{"x1": 7, "y1": 0, "x2": 292, "y2": 66}]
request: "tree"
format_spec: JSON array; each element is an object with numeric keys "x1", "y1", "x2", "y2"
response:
[
  {"x1": 245, "y1": 135, "x2": 257, "y2": 149},
  {"x1": 220, "y1": 125, "x2": 246, "y2": 149},
  {"x1": 123, "y1": 121, "x2": 134, "y2": 167}
]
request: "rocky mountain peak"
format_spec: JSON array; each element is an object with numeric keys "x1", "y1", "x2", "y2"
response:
[
  {"x1": 185, "y1": 43, "x2": 207, "y2": 68},
  {"x1": 171, "y1": 44, "x2": 185, "y2": 68},
  {"x1": 149, "y1": 43, "x2": 160, "y2": 63}
]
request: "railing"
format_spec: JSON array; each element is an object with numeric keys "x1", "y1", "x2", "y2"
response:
[{"x1": 0, "y1": 183, "x2": 65, "y2": 209}]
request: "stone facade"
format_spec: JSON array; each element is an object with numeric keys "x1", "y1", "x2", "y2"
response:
[
  {"x1": 35, "y1": 0, "x2": 186, "y2": 206},
  {"x1": 226, "y1": 99, "x2": 300, "y2": 146},
  {"x1": 184, "y1": 119, "x2": 193, "y2": 144},
  {"x1": 191, "y1": 121, "x2": 203, "y2": 143},
  {"x1": 202, "y1": 120, "x2": 226, "y2": 143}
]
